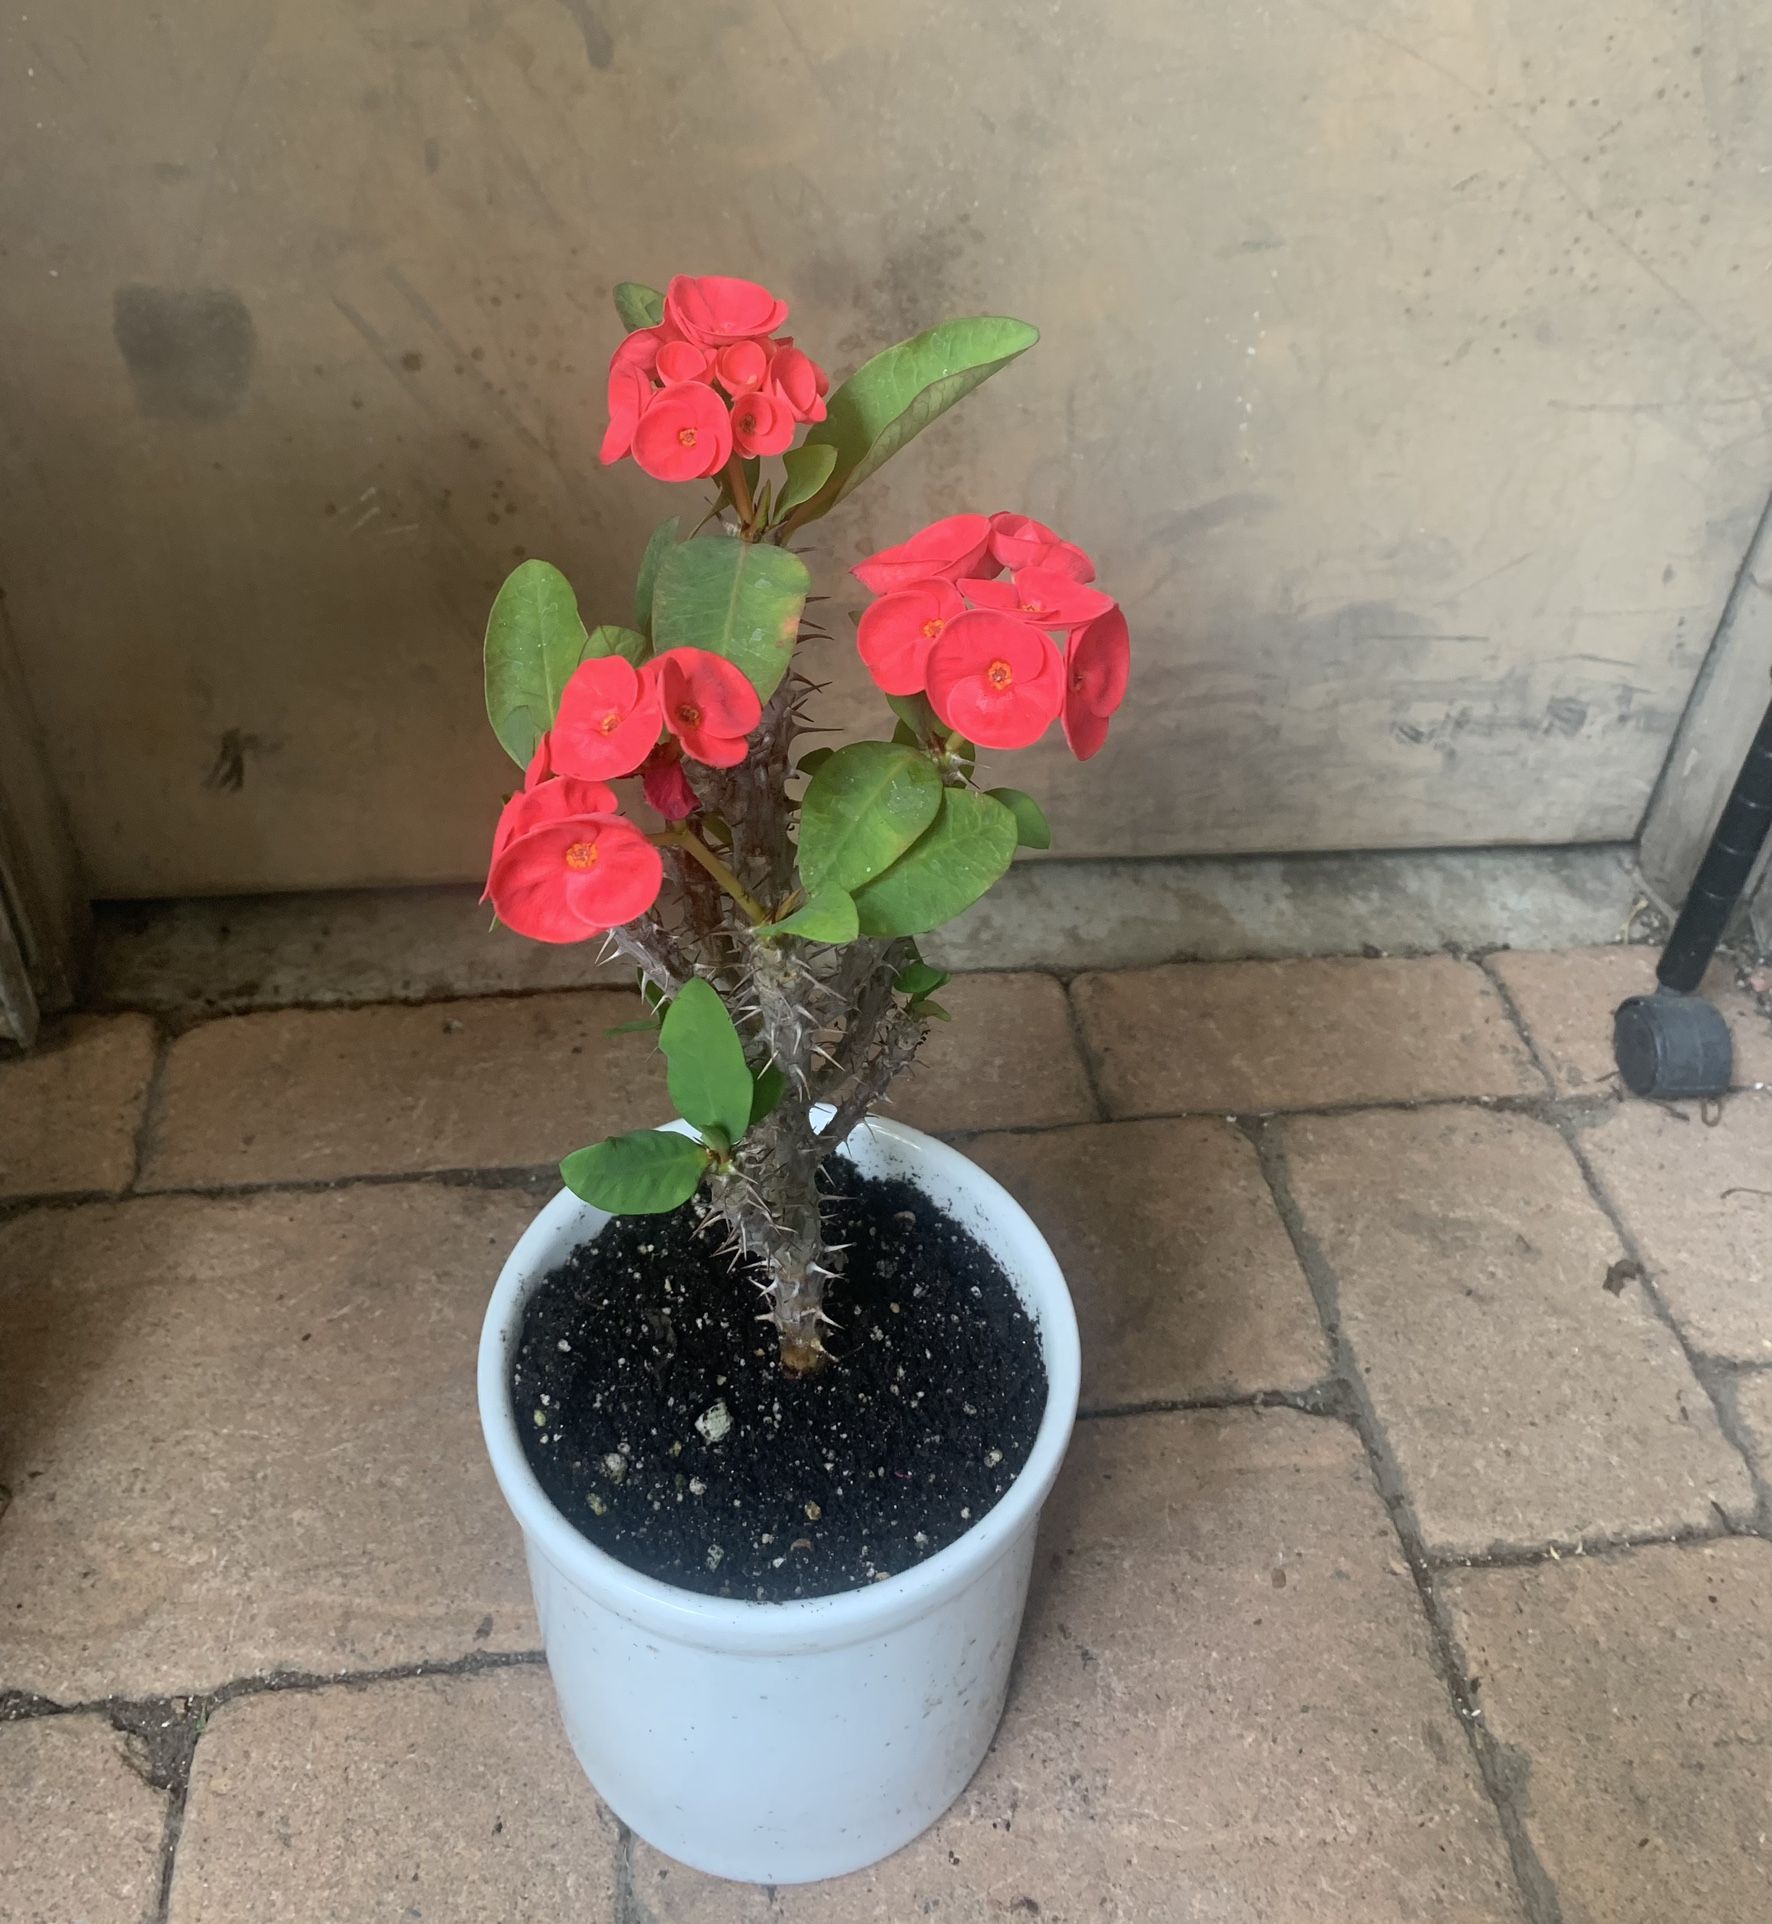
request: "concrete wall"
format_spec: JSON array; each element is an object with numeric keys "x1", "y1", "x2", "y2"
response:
[{"x1": 2, "y1": 0, "x2": 1769, "y2": 896}]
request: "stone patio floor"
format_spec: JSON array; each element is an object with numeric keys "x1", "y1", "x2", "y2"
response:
[{"x1": 3, "y1": 942, "x2": 1771, "y2": 1922}]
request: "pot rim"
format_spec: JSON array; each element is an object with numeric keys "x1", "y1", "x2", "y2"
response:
[{"x1": 477, "y1": 1110, "x2": 1081, "y2": 1656}]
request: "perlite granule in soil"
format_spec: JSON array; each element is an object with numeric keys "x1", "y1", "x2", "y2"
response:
[{"x1": 513, "y1": 1161, "x2": 1047, "y2": 1601}]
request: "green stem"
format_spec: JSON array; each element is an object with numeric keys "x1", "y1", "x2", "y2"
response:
[
  {"x1": 657, "y1": 827, "x2": 768, "y2": 925},
  {"x1": 724, "y1": 457, "x2": 759, "y2": 539}
]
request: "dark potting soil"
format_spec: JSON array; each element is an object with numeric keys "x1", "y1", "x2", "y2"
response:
[{"x1": 512, "y1": 1162, "x2": 1048, "y2": 1602}]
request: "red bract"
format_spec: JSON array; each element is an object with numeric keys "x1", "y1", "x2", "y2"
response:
[
  {"x1": 640, "y1": 740, "x2": 701, "y2": 821},
  {"x1": 631, "y1": 381, "x2": 733, "y2": 482},
  {"x1": 856, "y1": 578, "x2": 964, "y2": 696},
  {"x1": 769, "y1": 343, "x2": 829, "y2": 424},
  {"x1": 646, "y1": 647, "x2": 763, "y2": 767},
  {"x1": 730, "y1": 388, "x2": 796, "y2": 457},
  {"x1": 987, "y1": 512, "x2": 1096, "y2": 582},
  {"x1": 655, "y1": 339, "x2": 715, "y2": 385},
  {"x1": 612, "y1": 325, "x2": 671, "y2": 376},
  {"x1": 486, "y1": 808, "x2": 664, "y2": 944},
  {"x1": 665, "y1": 274, "x2": 790, "y2": 346},
  {"x1": 491, "y1": 773, "x2": 618, "y2": 862},
  {"x1": 1061, "y1": 606, "x2": 1131, "y2": 761},
  {"x1": 552, "y1": 656, "x2": 663, "y2": 779},
  {"x1": 600, "y1": 362, "x2": 650, "y2": 465},
  {"x1": 852, "y1": 513, "x2": 993, "y2": 595},
  {"x1": 925, "y1": 610, "x2": 1064, "y2": 750},
  {"x1": 958, "y1": 567, "x2": 1117, "y2": 633},
  {"x1": 715, "y1": 340, "x2": 768, "y2": 395}
]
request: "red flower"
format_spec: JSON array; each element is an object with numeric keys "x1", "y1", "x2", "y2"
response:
[
  {"x1": 987, "y1": 512, "x2": 1096, "y2": 582},
  {"x1": 852, "y1": 513, "x2": 993, "y2": 595},
  {"x1": 631, "y1": 381, "x2": 733, "y2": 482},
  {"x1": 925, "y1": 610, "x2": 1064, "y2": 750},
  {"x1": 856, "y1": 578, "x2": 964, "y2": 696},
  {"x1": 958, "y1": 567, "x2": 1117, "y2": 633},
  {"x1": 523, "y1": 732, "x2": 555, "y2": 790},
  {"x1": 730, "y1": 388, "x2": 796, "y2": 457},
  {"x1": 769, "y1": 343, "x2": 829, "y2": 423},
  {"x1": 641, "y1": 740, "x2": 701, "y2": 821},
  {"x1": 600, "y1": 361, "x2": 651, "y2": 465},
  {"x1": 655, "y1": 338, "x2": 715, "y2": 385},
  {"x1": 551, "y1": 656, "x2": 663, "y2": 779},
  {"x1": 486, "y1": 803, "x2": 664, "y2": 944},
  {"x1": 612, "y1": 324, "x2": 674, "y2": 376},
  {"x1": 491, "y1": 773, "x2": 618, "y2": 862},
  {"x1": 1061, "y1": 607, "x2": 1131, "y2": 761},
  {"x1": 645, "y1": 647, "x2": 762, "y2": 767},
  {"x1": 715, "y1": 340, "x2": 768, "y2": 394},
  {"x1": 664, "y1": 275, "x2": 789, "y2": 347}
]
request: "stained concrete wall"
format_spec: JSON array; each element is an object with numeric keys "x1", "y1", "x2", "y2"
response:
[{"x1": 1, "y1": 1, "x2": 1769, "y2": 895}]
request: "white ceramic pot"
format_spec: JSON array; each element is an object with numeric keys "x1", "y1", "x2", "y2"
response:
[{"x1": 477, "y1": 1111, "x2": 1081, "y2": 1885}]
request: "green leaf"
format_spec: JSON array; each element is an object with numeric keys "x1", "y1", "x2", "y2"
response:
[
  {"x1": 659, "y1": 979, "x2": 754, "y2": 1145},
  {"x1": 986, "y1": 786, "x2": 1051, "y2": 850},
  {"x1": 796, "y1": 745, "x2": 835, "y2": 776},
  {"x1": 915, "y1": 998, "x2": 952, "y2": 1021},
  {"x1": 885, "y1": 691, "x2": 937, "y2": 743},
  {"x1": 798, "y1": 742, "x2": 942, "y2": 896},
  {"x1": 749, "y1": 1064, "x2": 786, "y2": 1127},
  {"x1": 614, "y1": 282, "x2": 664, "y2": 331},
  {"x1": 651, "y1": 537, "x2": 810, "y2": 701},
  {"x1": 604, "y1": 1016, "x2": 662, "y2": 1037},
  {"x1": 483, "y1": 559, "x2": 592, "y2": 767},
  {"x1": 794, "y1": 316, "x2": 1040, "y2": 521},
  {"x1": 562, "y1": 1130, "x2": 709, "y2": 1214},
  {"x1": 586, "y1": 623, "x2": 650, "y2": 667},
  {"x1": 896, "y1": 958, "x2": 950, "y2": 998},
  {"x1": 776, "y1": 441, "x2": 838, "y2": 516},
  {"x1": 634, "y1": 516, "x2": 680, "y2": 639},
  {"x1": 766, "y1": 887, "x2": 859, "y2": 944},
  {"x1": 852, "y1": 788, "x2": 1019, "y2": 937}
]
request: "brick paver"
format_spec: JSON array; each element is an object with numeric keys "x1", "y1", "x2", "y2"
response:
[
  {"x1": 633, "y1": 1410, "x2": 1523, "y2": 1922},
  {"x1": 887, "y1": 971, "x2": 1096, "y2": 1135},
  {"x1": 169, "y1": 1669, "x2": 618, "y2": 1924},
  {"x1": 0, "y1": 1714, "x2": 168, "y2": 1923},
  {"x1": 1281, "y1": 1106, "x2": 1752, "y2": 1556},
  {"x1": 0, "y1": 1184, "x2": 539, "y2": 1700},
  {"x1": 1489, "y1": 945, "x2": 1772, "y2": 1094},
  {"x1": 967, "y1": 1119, "x2": 1328, "y2": 1407},
  {"x1": 1445, "y1": 1539, "x2": 1772, "y2": 1924},
  {"x1": 1072, "y1": 956, "x2": 1544, "y2": 1116},
  {"x1": 0, "y1": 1012, "x2": 158, "y2": 1198},
  {"x1": 140, "y1": 991, "x2": 659, "y2": 1188},
  {"x1": 1577, "y1": 1094, "x2": 1772, "y2": 1364}
]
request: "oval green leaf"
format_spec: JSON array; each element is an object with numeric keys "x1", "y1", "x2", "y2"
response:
[
  {"x1": 766, "y1": 887, "x2": 859, "y2": 945},
  {"x1": 776, "y1": 441, "x2": 838, "y2": 517},
  {"x1": 749, "y1": 1064, "x2": 786, "y2": 1127},
  {"x1": 561, "y1": 1130, "x2": 709, "y2": 1214},
  {"x1": 484, "y1": 559, "x2": 593, "y2": 767},
  {"x1": 986, "y1": 785, "x2": 1051, "y2": 850},
  {"x1": 634, "y1": 515, "x2": 680, "y2": 638},
  {"x1": 798, "y1": 742, "x2": 942, "y2": 895},
  {"x1": 852, "y1": 788, "x2": 1019, "y2": 937},
  {"x1": 651, "y1": 537, "x2": 810, "y2": 701},
  {"x1": 659, "y1": 978, "x2": 754, "y2": 1145},
  {"x1": 587, "y1": 623, "x2": 650, "y2": 667},
  {"x1": 614, "y1": 281, "x2": 664, "y2": 331},
  {"x1": 794, "y1": 316, "x2": 1039, "y2": 522}
]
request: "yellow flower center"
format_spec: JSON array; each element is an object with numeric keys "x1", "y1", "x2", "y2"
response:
[
  {"x1": 677, "y1": 702, "x2": 702, "y2": 728},
  {"x1": 987, "y1": 658, "x2": 1014, "y2": 690},
  {"x1": 921, "y1": 617, "x2": 945, "y2": 640},
  {"x1": 677, "y1": 427, "x2": 698, "y2": 448},
  {"x1": 598, "y1": 709, "x2": 622, "y2": 736},
  {"x1": 563, "y1": 840, "x2": 599, "y2": 871}
]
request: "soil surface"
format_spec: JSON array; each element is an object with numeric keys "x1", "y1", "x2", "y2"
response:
[{"x1": 512, "y1": 1163, "x2": 1048, "y2": 1601}]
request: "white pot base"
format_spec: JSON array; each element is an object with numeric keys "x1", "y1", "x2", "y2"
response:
[{"x1": 477, "y1": 1112, "x2": 1080, "y2": 1885}]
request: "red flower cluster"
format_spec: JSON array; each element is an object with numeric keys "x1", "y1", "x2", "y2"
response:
[
  {"x1": 484, "y1": 646, "x2": 759, "y2": 943},
  {"x1": 851, "y1": 512, "x2": 1130, "y2": 757},
  {"x1": 602, "y1": 276, "x2": 831, "y2": 483}
]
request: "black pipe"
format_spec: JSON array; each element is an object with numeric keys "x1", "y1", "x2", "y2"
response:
[{"x1": 1657, "y1": 695, "x2": 1772, "y2": 992}]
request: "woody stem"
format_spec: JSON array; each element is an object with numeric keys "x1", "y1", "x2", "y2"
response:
[{"x1": 655, "y1": 827, "x2": 768, "y2": 925}]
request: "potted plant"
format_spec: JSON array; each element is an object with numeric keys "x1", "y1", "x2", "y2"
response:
[{"x1": 475, "y1": 273, "x2": 1129, "y2": 1884}]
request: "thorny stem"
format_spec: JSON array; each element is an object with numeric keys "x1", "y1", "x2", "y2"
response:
[{"x1": 723, "y1": 456, "x2": 759, "y2": 539}]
